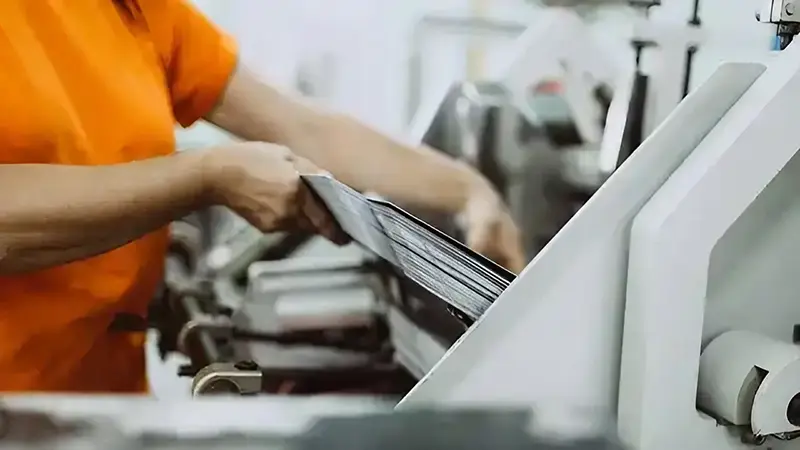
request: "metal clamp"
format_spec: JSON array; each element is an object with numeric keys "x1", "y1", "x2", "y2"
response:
[{"x1": 192, "y1": 362, "x2": 262, "y2": 397}]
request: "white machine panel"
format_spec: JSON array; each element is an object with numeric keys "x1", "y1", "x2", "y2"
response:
[
  {"x1": 621, "y1": 42, "x2": 800, "y2": 450},
  {"x1": 399, "y1": 61, "x2": 764, "y2": 414}
]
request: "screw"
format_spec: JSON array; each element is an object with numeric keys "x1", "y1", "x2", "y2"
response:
[{"x1": 787, "y1": 2, "x2": 796, "y2": 15}]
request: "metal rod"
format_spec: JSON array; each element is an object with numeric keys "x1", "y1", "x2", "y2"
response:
[
  {"x1": 681, "y1": 46, "x2": 697, "y2": 98},
  {"x1": 681, "y1": 0, "x2": 702, "y2": 98}
]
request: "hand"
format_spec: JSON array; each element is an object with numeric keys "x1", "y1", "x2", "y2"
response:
[
  {"x1": 201, "y1": 142, "x2": 349, "y2": 245},
  {"x1": 459, "y1": 182, "x2": 526, "y2": 274}
]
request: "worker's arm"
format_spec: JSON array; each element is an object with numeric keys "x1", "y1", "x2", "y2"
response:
[
  {"x1": 0, "y1": 152, "x2": 206, "y2": 274},
  {"x1": 208, "y1": 66, "x2": 526, "y2": 272},
  {"x1": 143, "y1": 0, "x2": 524, "y2": 271},
  {"x1": 209, "y1": 66, "x2": 485, "y2": 215},
  {"x1": 0, "y1": 144, "x2": 341, "y2": 275}
]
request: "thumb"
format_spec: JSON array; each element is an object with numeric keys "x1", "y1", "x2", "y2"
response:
[
  {"x1": 464, "y1": 216, "x2": 493, "y2": 255},
  {"x1": 505, "y1": 245, "x2": 527, "y2": 274},
  {"x1": 291, "y1": 156, "x2": 327, "y2": 176}
]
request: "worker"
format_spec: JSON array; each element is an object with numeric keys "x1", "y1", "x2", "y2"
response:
[{"x1": 0, "y1": 0, "x2": 524, "y2": 393}]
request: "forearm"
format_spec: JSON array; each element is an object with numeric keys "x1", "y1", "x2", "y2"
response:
[
  {"x1": 0, "y1": 151, "x2": 207, "y2": 274},
  {"x1": 210, "y1": 67, "x2": 488, "y2": 213},
  {"x1": 257, "y1": 113, "x2": 482, "y2": 213}
]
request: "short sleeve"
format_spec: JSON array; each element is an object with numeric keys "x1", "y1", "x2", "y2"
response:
[{"x1": 141, "y1": 0, "x2": 239, "y2": 128}]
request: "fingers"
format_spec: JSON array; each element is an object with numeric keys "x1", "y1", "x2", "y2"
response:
[
  {"x1": 464, "y1": 217, "x2": 494, "y2": 255},
  {"x1": 298, "y1": 185, "x2": 352, "y2": 246},
  {"x1": 465, "y1": 214, "x2": 527, "y2": 274},
  {"x1": 279, "y1": 154, "x2": 349, "y2": 244}
]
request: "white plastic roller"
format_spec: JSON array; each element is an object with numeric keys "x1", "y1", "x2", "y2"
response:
[{"x1": 698, "y1": 330, "x2": 800, "y2": 436}]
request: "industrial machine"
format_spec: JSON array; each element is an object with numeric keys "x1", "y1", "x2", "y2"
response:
[
  {"x1": 149, "y1": 2, "x2": 620, "y2": 393},
  {"x1": 11, "y1": 2, "x2": 800, "y2": 450}
]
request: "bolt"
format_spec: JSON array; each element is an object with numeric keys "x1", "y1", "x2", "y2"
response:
[
  {"x1": 756, "y1": 10, "x2": 761, "y2": 21},
  {"x1": 234, "y1": 360, "x2": 259, "y2": 371},
  {"x1": 787, "y1": 2, "x2": 796, "y2": 16}
]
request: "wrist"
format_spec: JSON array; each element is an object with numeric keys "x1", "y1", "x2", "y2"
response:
[{"x1": 181, "y1": 147, "x2": 224, "y2": 209}]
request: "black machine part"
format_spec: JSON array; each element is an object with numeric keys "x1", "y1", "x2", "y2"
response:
[
  {"x1": 681, "y1": 0, "x2": 701, "y2": 98},
  {"x1": 777, "y1": 23, "x2": 800, "y2": 50},
  {"x1": 614, "y1": 72, "x2": 648, "y2": 169}
]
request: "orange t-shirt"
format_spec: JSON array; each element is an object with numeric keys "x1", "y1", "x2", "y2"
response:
[{"x1": 0, "y1": 0, "x2": 237, "y2": 392}]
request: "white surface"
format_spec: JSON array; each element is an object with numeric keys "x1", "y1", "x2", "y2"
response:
[{"x1": 621, "y1": 42, "x2": 800, "y2": 449}]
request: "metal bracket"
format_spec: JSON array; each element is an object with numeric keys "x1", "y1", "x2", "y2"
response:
[{"x1": 192, "y1": 362, "x2": 263, "y2": 397}]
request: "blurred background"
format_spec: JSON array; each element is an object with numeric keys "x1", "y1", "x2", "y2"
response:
[{"x1": 177, "y1": 0, "x2": 772, "y2": 147}]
